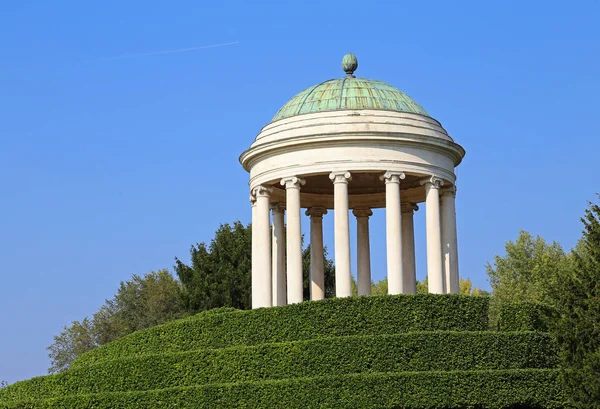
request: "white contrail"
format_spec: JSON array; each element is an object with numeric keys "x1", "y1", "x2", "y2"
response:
[{"x1": 90, "y1": 41, "x2": 240, "y2": 62}]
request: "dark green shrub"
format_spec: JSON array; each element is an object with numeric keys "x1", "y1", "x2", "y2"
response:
[
  {"x1": 71, "y1": 294, "x2": 489, "y2": 368},
  {"x1": 498, "y1": 301, "x2": 558, "y2": 331}
]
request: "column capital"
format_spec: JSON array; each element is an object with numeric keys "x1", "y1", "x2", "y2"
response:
[
  {"x1": 420, "y1": 176, "x2": 444, "y2": 189},
  {"x1": 352, "y1": 207, "x2": 373, "y2": 218},
  {"x1": 253, "y1": 185, "x2": 273, "y2": 198},
  {"x1": 249, "y1": 192, "x2": 256, "y2": 205},
  {"x1": 306, "y1": 206, "x2": 328, "y2": 218},
  {"x1": 280, "y1": 176, "x2": 306, "y2": 189},
  {"x1": 270, "y1": 202, "x2": 285, "y2": 213},
  {"x1": 401, "y1": 202, "x2": 419, "y2": 213},
  {"x1": 329, "y1": 171, "x2": 352, "y2": 184},
  {"x1": 441, "y1": 185, "x2": 457, "y2": 197},
  {"x1": 380, "y1": 171, "x2": 406, "y2": 184}
]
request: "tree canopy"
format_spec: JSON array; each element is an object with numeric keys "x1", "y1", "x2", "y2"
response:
[
  {"x1": 175, "y1": 221, "x2": 252, "y2": 311},
  {"x1": 485, "y1": 230, "x2": 570, "y2": 307},
  {"x1": 554, "y1": 198, "x2": 600, "y2": 408},
  {"x1": 370, "y1": 276, "x2": 487, "y2": 296},
  {"x1": 47, "y1": 270, "x2": 185, "y2": 373},
  {"x1": 175, "y1": 222, "x2": 337, "y2": 312}
]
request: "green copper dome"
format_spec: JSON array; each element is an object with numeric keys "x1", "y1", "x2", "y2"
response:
[{"x1": 271, "y1": 54, "x2": 429, "y2": 122}]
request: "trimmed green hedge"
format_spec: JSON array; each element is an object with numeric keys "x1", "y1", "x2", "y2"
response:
[
  {"x1": 1, "y1": 369, "x2": 566, "y2": 409},
  {"x1": 498, "y1": 301, "x2": 558, "y2": 331},
  {"x1": 0, "y1": 296, "x2": 564, "y2": 409},
  {"x1": 72, "y1": 294, "x2": 489, "y2": 368},
  {"x1": 0, "y1": 331, "x2": 557, "y2": 402}
]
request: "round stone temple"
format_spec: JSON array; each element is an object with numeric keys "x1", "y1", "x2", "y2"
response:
[
  {"x1": 342, "y1": 53, "x2": 358, "y2": 77},
  {"x1": 240, "y1": 54, "x2": 466, "y2": 308}
]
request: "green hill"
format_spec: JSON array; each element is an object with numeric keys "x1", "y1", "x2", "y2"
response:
[{"x1": 0, "y1": 294, "x2": 566, "y2": 408}]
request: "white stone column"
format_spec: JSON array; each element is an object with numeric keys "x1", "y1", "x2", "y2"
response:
[
  {"x1": 329, "y1": 171, "x2": 352, "y2": 298},
  {"x1": 353, "y1": 207, "x2": 373, "y2": 296},
  {"x1": 306, "y1": 207, "x2": 327, "y2": 300},
  {"x1": 441, "y1": 186, "x2": 460, "y2": 294},
  {"x1": 421, "y1": 176, "x2": 445, "y2": 294},
  {"x1": 281, "y1": 176, "x2": 305, "y2": 304},
  {"x1": 250, "y1": 193, "x2": 258, "y2": 307},
  {"x1": 380, "y1": 171, "x2": 405, "y2": 295},
  {"x1": 401, "y1": 203, "x2": 418, "y2": 294},
  {"x1": 252, "y1": 185, "x2": 273, "y2": 308},
  {"x1": 271, "y1": 203, "x2": 287, "y2": 306}
]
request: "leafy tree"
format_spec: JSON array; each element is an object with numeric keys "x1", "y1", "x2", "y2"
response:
[
  {"x1": 0, "y1": 380, "x2": 8, "y2": 388},
  {"x1": 459, "y1": 277, "x2": 490, "y2": 296},
  {"x1": 93, "y1": 269, "x2": 185, "y2": 345},
  {"x1": 177, "y1": 222, "x2": 337, "y2": 311},
  {"x1": 554, "y1": 198, "x2": 600, "y2": 408},
  {"x1": 486, "y1": 230, "x2": 569, "y2": 307},
  {"x1": 371, "y1": 276, "x2": 486, "y2": 296},
  {"x1": 175, "y1": 222, "x2": 252, "y2": 311},
  {"x1": 47, "y1": 270, "x2": 185, "y2": 373},
  {"x1": 372, "y1": 278, "x2": 387, "y2": 295},
  {"x1": 417, "y1": 277, "x2": 428, "y2": 294},
  {"x1": 47, "y1": 318, "x2": 96, "y2": 374}
]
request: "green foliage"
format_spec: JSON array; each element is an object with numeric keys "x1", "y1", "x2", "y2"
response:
[
  {"x1": 0, "y1": 370, "x2": 565, "y2": 409},
  {"x1": 417, "y1": 276, "x2": 428, "y2": 294},
  {"x1": 176, "y1": 223, "x2": 338, "y2": 311},
  {"x1": 93, "y1": 269, "x2": 185, "y2": 344},
  {"x1": 373, "y1": 277, "x2": 488, "y2": 296},
  {"x1": 0, "y1": 331, "x2": 558, "y2": 402},
  {"x1": 486, "y1": 230, "x2": 570, "y2": 307},
  {"x1": 498, "y1": 301, "x2": 559, "y2": 332},
  {"x1": 554, "y1": 197, "x2": 600, "y2": 408},
  {"x1": 70, "y1": 294, "x2": 490, "y2": 368},
  {"x1": 46, "y1": 270, "x2": 185, "y2": 373},
  {"x1": 175, "y1": 221, "x2": 252, "y2": 311},
  {"x1": 46, "y1": 318, "x2": 97, "y2": 374},
  {"x1": 371, "y1": 277, "x2": 387, "y2": 295},
  {"x1": 0, "y1": 295, "x2": 567, "y2": 409},
  {"x1": 459, "y1": 277, "x2": 490, "y2": 296}
]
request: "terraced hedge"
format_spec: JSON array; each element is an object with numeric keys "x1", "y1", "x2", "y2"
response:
[
  {"x1": 2, "y1": 370, "x2": 565, "y2": 409},
  {"x1": 0, "y1": 331, "x2": 558, "y2": 401},
  {"x1": 72, "y1": 294, "x2": 490, "y2": 368},
  {"x1": 0, "y1": 295, "x2": 566, "y2": 409},
  {"x1": 498, "y1": 301, "x2": 558, "y2": 331}
]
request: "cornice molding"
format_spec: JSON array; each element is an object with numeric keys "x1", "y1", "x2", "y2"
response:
[{"x1": 240, "y1": 132, "x2": 465, "y2": 171}]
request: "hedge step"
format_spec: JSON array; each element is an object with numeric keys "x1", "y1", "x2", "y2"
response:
[
  {"x1": 0, "y1": 331, "x2": 559, "y2": 402},
  {"x1": 72, "y1": 294, "x2": 490, "y2": 368},
  {"x1": 1, "y1": 369, "x2": 565, "y2": 409}
]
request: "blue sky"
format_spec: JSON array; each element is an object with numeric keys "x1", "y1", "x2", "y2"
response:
[{"x1": 1, "y1": 0, "x2": 598, "y2": 384}]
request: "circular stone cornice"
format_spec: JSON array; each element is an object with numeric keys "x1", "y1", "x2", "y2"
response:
[
  {"x1": 257, "y1": 110, "x2": 448, "y2": 145},
  {"x1": 240, "y1": 110, "x2": 465, "y2": 173},
  {"x1": 240, "y1": 110, "x2": 465, "y2": 191}
]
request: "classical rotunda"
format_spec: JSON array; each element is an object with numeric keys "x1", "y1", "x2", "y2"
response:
[{"x1": 240, "y1": 54, "x2": 466, "y2": 309}]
